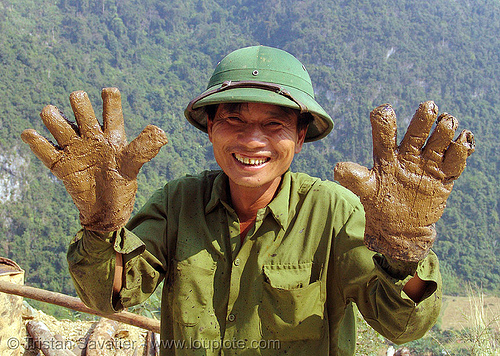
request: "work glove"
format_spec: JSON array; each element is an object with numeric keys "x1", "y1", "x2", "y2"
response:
[
  {"x1": 334, "y1": 102, "x2": 475, "y2": 262},
  {"x1": 21, "y1": 88, "x2": 168, "y2": 232}
]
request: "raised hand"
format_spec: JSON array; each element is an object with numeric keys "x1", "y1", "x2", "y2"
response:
[
  {"x1": 21, "y1": 88, "x2": 168, "y2": 232},
  {"x1": 334, "y1": 102, "x2": 475, "y2": 261}
]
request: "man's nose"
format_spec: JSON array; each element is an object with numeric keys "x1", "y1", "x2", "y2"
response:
[{"x1": 239, "y1": 124, "x2": 267, "y2": 148}]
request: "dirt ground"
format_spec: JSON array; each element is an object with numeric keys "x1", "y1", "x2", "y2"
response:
[
  {"x1": 20, "y1": 305, "x2": 151, "y2": 356},
  {"x1": 12, "y1": 294, "x2": 499, "y2": 355},
  {"x1": 440, "y1": 295, "x2": 500, "y2": 331}
]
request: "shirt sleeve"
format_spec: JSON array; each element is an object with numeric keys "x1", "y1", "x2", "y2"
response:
[
  {"x1": 67, "y1": 187, "x2": 171, "y2": 314},
  {"x1": 331, "y1": 202, "x2": 442, "y2": 345},
  {"x1": 367, "y1": 252, "x2": 442, "y2": 344}
]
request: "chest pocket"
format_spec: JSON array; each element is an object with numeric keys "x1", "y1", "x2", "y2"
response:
[{"x1": 259, "y1": 263, "x2": 325, "y2": 341}]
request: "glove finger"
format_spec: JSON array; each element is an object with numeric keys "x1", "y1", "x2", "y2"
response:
[
  {"x1": 102, "y1": 87, "x2": 127, "y2": 147},
  {"x1": 69, "y1": 90, "x2": 103, "y2": 139},
  {"x1": 40, "y1": 105, "x2": 79, "y2": 148},
  {"x1": 334, "y1": 161, "x2": 375, "y2": 198},
  {"x1": 442, "y1": 130, "x2": 475, "y2": 180},
  {"x1": 421, "y1": 113, "x2": 458, "y2": 179},
  {"x1": 118, "y1": 125, "x2": 168, "y2": 179},
  {"x1": 423, "y1": 114, "x2": 458, "y2": 157},
  {"x1": 399, "y1": 101, "x2": 438, "y2": 159},
  {"x1": 370, "y1": 104, "x2": 398, "y2": 163},
  {"x1": 21, "y1": 129, "x2": 62, "y2": 170}
]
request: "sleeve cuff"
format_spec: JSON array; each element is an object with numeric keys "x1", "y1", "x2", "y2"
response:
[
  {"x1": 79, "y1": 228, "x2": 146, "y2": 257},
  {"x1": 374, "y1": 251, "x2": 441, "y2": 302},
  {"x1": 376, "y1": 255, "x2": 419, "y2": 280}
]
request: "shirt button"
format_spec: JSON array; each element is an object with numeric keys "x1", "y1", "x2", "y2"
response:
[
  {"x1": 228, "y1": 314, "x2": 236, "y2": 322},
  {"x1": 233, "y1": 258, "x2": 240, "y2": 266}
]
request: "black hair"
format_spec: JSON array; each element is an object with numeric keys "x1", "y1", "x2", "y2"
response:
[{"x1": 205, "y1": 103, "x2": 313, "y2": 132}]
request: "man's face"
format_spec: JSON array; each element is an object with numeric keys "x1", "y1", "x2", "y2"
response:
[{"x1": 207, "y1": 102, "x2": 307, "y2": 192}]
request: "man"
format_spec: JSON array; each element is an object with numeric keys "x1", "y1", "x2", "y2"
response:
[{"x1": 21, "y1": 45, "x2": 475, "y2": 355}]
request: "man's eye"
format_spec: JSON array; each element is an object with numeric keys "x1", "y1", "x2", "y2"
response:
[
  {"x1": 227, "y1": 116, "x2": 243, "y2": 123},
  {"x1": 266, "y1": 121, "x2": 284, "y2": 127}
]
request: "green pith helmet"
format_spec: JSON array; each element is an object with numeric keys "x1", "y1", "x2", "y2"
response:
[{"x1": 184, "y1": 45, "x2": 334, "y2": 142}]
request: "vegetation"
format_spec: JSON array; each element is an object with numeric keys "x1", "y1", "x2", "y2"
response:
[
  {"x1": 0, "y1": 0, "x2": 498, "y2": 302},
  {"x1": 392, "y1": 284, "x2": 500, "y2": 355}
]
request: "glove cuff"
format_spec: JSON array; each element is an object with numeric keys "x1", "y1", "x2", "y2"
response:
[
  {"x1": 375, "y1": 255, "x2": 419, "y2": 279},
  {"x1": 364, "y1": 224, "x2": 436, "y2": 262}
]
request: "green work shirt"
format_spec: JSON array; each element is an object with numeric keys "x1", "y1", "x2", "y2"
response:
[{"x1": 67, "y1": 170, "x2": 442, "y2": 355}]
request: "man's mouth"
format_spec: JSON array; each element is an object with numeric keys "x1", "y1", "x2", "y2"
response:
[{"x1": 233, "y1": 153, "x2": 270, "y2": 166}]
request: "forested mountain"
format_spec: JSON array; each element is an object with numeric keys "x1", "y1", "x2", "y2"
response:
[{"x1": 0, "y1": 0, "x2": 498, "y2": 297}]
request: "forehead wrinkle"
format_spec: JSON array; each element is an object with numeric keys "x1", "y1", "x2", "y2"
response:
[
  {"x1": 218, "y1": 102, "x2": 245, "y2": 114},
  {"x1": 218, "y1": 103, "x2": 297, "y2": 121}
]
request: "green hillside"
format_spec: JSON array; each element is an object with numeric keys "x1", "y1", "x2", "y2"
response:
[{"x1": 0, "y1": 0, "x2": 498, "y2": 297}]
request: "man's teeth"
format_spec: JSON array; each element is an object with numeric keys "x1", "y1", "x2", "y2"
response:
[{"x1": 235, "y1": 154, "x2": 268, "y2": 166}]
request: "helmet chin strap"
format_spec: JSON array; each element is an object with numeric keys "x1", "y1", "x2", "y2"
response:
[{"x1": 187, "y1": 80, "x2": 309, "y2": 114}]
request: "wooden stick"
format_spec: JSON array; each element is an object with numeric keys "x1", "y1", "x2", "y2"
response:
[
  {"x1": 0, "y1": 280, "x2": 160, "y2": 333},
  {"x1": 85, "y1": 318, "x2": 118, "y2": 356},
  {"x1": 145, "y1": 330, "x2": 158, "y2": 356},
  {"x1": 26, "y1": 320, "x2": 76, "y2": 356}
]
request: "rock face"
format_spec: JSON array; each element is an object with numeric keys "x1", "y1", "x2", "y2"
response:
[
  {"x1": 0, "y1": 150, "x2": 28, "y2": 204},
  {"x1": 0, "y1": 257, "x2": 151, "y2": 356},
  {"x1": 0, "y1": 258, "x2": 25, "y2": 356}
]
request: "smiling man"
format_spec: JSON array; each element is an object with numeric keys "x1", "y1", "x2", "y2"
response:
[
  {"x1": 21, "y1": 45, "x2": 474, "y2": 355},
  {"x1": 206, "y1": 102, "x2": 308, "y2": 240}
]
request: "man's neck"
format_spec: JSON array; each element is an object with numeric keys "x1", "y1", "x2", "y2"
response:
[{"x1": 228, "y1": 176, "x2": 282, "y2": 224}]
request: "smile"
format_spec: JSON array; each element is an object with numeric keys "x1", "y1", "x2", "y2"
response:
[{"x1": 233, "y1": 153, "x2": 270, "y2": 166}]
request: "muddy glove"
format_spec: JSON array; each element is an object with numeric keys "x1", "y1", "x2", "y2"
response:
[
  {"x1": 334, "y1": 102, "x2": 475, "y2": 262},
  {"x1": 21, "y1": 88, "x2": 168, "y2": 232}
]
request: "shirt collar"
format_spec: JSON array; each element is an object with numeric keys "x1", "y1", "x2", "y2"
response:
[
  {"x1": 267, "y1": 170, "x2": 317, "y2": 230},
  {"x1": 205, "y1": 171, "x2": 230, "y2": 214},
  {"x1": 266, "y1": 170, "x2": 292, "y2": 230},
  {"x1": 204, "y1": 170, "x2": 312, "y2": 231}
]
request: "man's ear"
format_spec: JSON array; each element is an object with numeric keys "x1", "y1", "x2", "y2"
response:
[
  {"x1": 206, "y1": 116, "x2": 213, "y2": 142},
  {"x1": 295, "y1": 125, "x2": 307, "y2": 154},
  {"x1": 206, "y1": 104, "x2": 220, "y2": 143}
]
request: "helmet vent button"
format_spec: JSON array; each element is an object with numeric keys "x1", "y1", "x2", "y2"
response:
[{"x1": 252, "y1": 70, "x2": 259, "y2": 76}]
